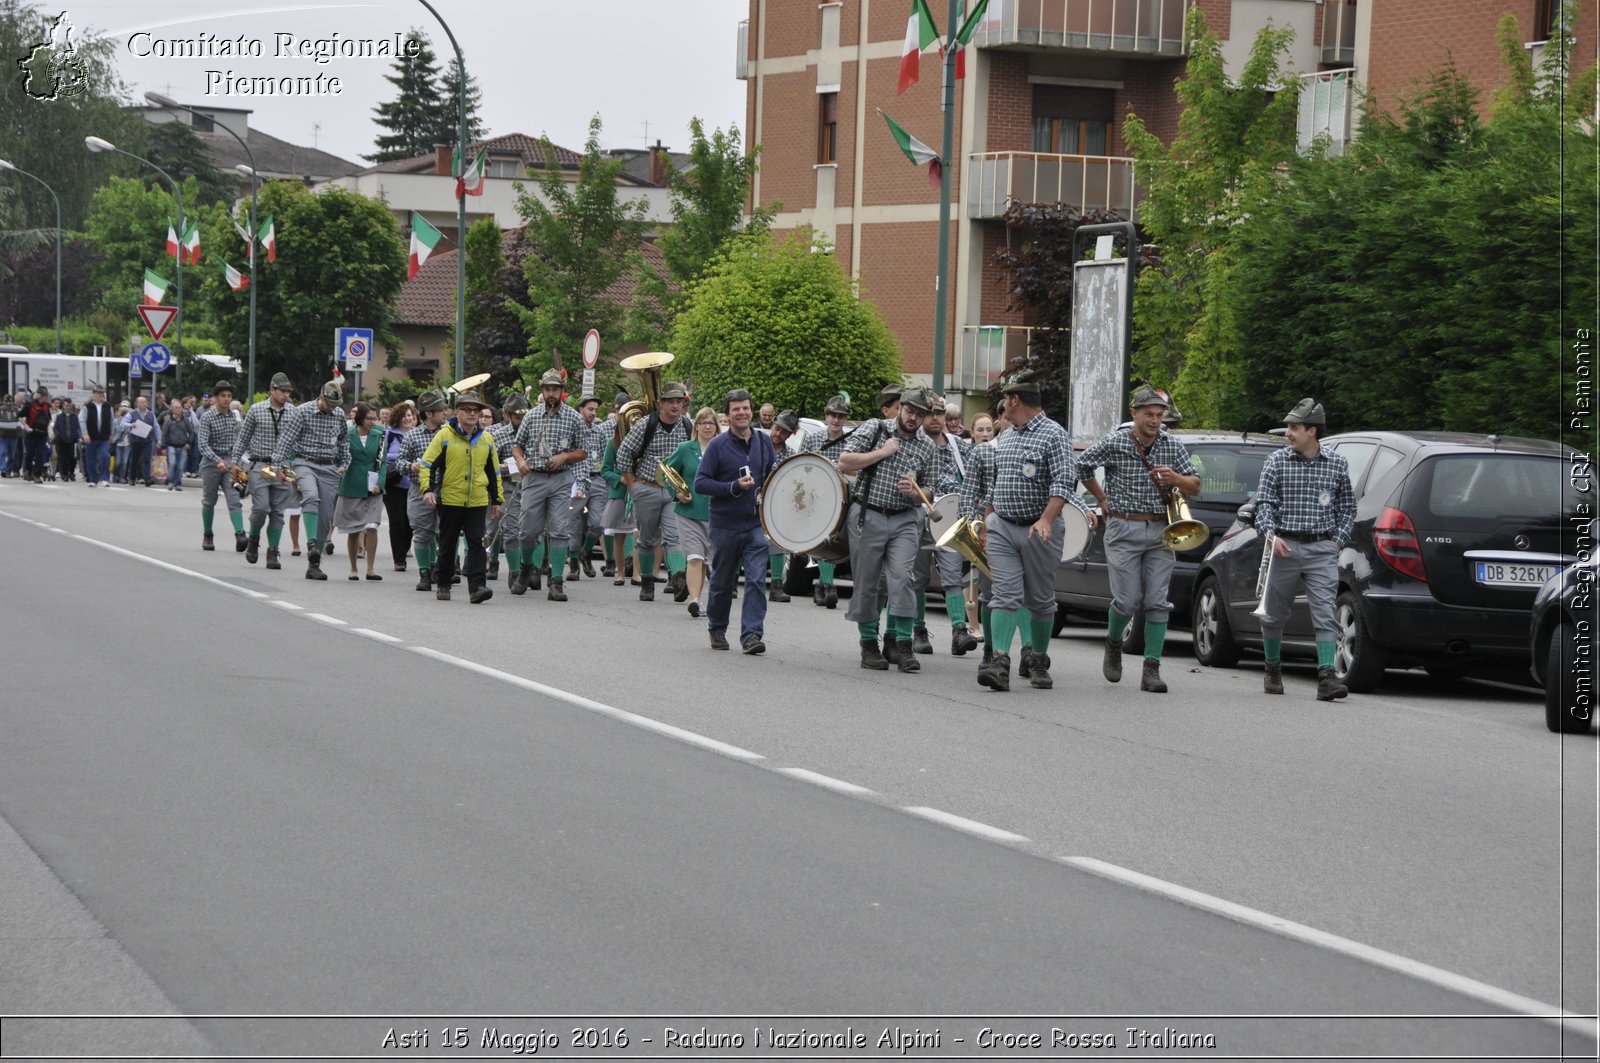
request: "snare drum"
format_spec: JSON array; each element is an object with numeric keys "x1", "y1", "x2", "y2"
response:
[
  {"x1": 1060, "y1": 506, "x2": 1092, "y2": 562},
  {"x1": 760, "y1": 451, "x2": 851, "y2": 563}
]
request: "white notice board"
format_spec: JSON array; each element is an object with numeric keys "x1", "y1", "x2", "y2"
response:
[{"x1": 1070, "y1": 259, "x2": 1129, "y2": 446}]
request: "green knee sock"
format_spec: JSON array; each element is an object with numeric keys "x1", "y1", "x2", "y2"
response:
[
  {"x1": 987, "y1": 609, "x2": 1020, "y2": 657},
  {"x1": 229, "y1": 511, "x2": 245, "y2": 534},
  {"x1": 623, "y1": 534, "x2": 635, "y2": 562},
  {"x1": 1107, "y1": 609, "x2": 1131, "y2": 642},
  {"x1": 769, "y1": 553, "x2": 784, "y2": 581},
  {"x1": 201, "y1": 507, "x2": 214, "y2": 533},
  {"x1": 889, "y1": 614, "x2": 913, "y2": 641},
  {"x1": 506, "y1": 547, "x2": 523, "y2": 570},
  {"x1": 1316, "y1": 640, "x2": 1336, "y2": 669},
  {"x1": 266, "y1": 525, "x2": 283, "y2": 549},
  {"x1": 302, "y1": 512, "x2": 319, "y2": 544},
  {"x1": 531, "y1": 541, "x2": 546, "y2": 568},
  {"x1": 857, "y1": 621, "x2": 880, "y2": 640},
  {"x1": 946, "y1": 592, "x2": 968, "y2": 627},
  {"x1": 549, "y1": 546, "x2": 568, "y2": 576},
  {"x1": 601, "y1": 537, "x2": 613, "y2": 563},
  {"x1": 981, "y1": 606, "x2": 991, "y2": 633},
  {"x1": 637, "y1": 547, "x2": 655, "y2": 578},
  {"x1": 584, "y1": 534, "x2": 599, "y2": 558},
  {"x1": 1030, "y1": 615, "x2": 1053, "y2": 653},
  {"x1": 916, "y1": 593, "x2": 926, "y2": 624},
  {"x1": 818, "y1": 561, "x2": 836, "y2": 584},
  {"x1": 667, "y1": 550, "x2": 687, "y2": 575},
  {"x1": 1264, "y1": 637, "x2": 1283, "y2": 663},
  {"x1": 1145, "y1": 621, "x2": 1168, "y2": 662}
]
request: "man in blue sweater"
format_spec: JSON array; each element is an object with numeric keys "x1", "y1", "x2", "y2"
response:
[{"x1": 694, "y1": 388, "x2": 780, "y2": 654}]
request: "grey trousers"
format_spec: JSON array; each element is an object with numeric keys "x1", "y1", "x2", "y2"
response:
[
  {"x1": 518, "y1": 468, "x2": 575, "y2": 552},
  {"x1": 293, "y1": 461, "x2": 341, "y2": 530},
  {"x1": 631, "y1": 481, "x2": 679, "y2": 551},
  {"x1": 1260, "y1": 537, "x2": 1339, "y2": 641},
  {"x1": 845, "y1": 503, "x2": 921, "y2": 622},
  {"x1": 489, "y1": 476, "x2": 523, "y2": 550},
  {"x1": 913, "y1": 536, "x2": 966, "y2": 612},
  {"x1": 200, "y1": 462, "x2": 242, "y2": 514},
  {"x1": 407, "y1": 485, "x2": 439, "y2": 550},
  {"x1": 569, "y1": 478, "x2": 607, "y2": 551},
  {"x1": 1105, "y1": 516, "x2": 1178, "y2": 623},
  {"x1": 246, "y1": 461, "x2": 291, "y2": 534},
  {"x1": 985, "y1": 513, "x2": 1062, "y2": 620}
]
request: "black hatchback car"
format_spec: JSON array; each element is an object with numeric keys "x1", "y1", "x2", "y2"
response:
[
  {"x1": 1053, "y1": 430, "x2": 1286, "y2": 639},
  {"x1": 1191, "y1": 432, "x2": 1593, "y2": 692},
  {"x1": 1530, "y1": 554, "x2": 1597, "y2": 733}
]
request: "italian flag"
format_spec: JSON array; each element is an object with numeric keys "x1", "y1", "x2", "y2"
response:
[
  {"x1": 233, "y1": 218, "x2": 254, "y2": 262},
  {"x1": 453, "y1": 143, "x2": 487, "y2": 198},
  {"x1": 947, "y1": 0, "x2": 990, "y2": 79},
  {"x1": 143, "y1": 268, "x2": 170, "y2": 305},
  {"x1": 257, "y1": 213, "x2": 276, "y2": 264},
  {"x1": 223, "y1": 261, "x2": 249, "y2": 292},
  {"x1": 180, "y1": 219, "x2": 201, "y2": 265},
  {"x1": 408, "y1": 212, "x2": 444, "y2": 280},
  {"x1": 880, "y1": 110, "x2": 943, "y2": 190},
  {"x1": 165, "y1": 219, "x2": 181, "y2": 259},
  {"x1": 898, "y1": 0, "x2": 940, "y2": 95}
]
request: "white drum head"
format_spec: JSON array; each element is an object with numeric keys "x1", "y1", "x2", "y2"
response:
[
  {"x1": 762, "y1": 452, "x2": 846, "y2": 555},
  {"x1": 1061, "y1": 507, "x2": 1092, "y2": 562},
  {"x1": 930, "y1": 493, "x2": 963, "y2": 553}
]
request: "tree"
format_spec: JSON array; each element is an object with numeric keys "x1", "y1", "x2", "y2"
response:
[
  {"x1": 460, "y1": 217, "x2": 528, "y2": 385},
  {"x1": 510, "y1": 116, "x2": 650, "y2": 381},
  {"x1": 81, "y1": 175, "x2": 220, "y2": 317},
  {"x1": 670, "y1": 230, "x2": 903, "y2": 417},
  {"x1": 367, "y1": 29, "x2": 445, "y2": 162},
  {"x1": 138, "y1": 118, "x2": 234, "y2": 209},
  {"x1": 1123, "y1": 5, "x2": 1300, "y2": 425},
  {"x1": 628, "y1": 119, "x2": 772, "y2": 347},
  {"x1": 430, "y1": 58, "x2": 486, "y2": 152},
  {"x1": 200, "y1": 181, "x2": 407, "y2": 389}
]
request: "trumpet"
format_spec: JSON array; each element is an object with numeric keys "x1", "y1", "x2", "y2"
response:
[
  {"x1": 1251, "y1": 534, "x2": 1277, "y2": 621},
  {"x1": 257, "y1": 463, "x2": 299, "y2": 484}
]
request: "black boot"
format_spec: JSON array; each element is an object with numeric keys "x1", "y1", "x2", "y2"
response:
[
  {"x1": 911, "y1": 624, "x2": 934, "y2": 655},
  {"x1": 978, "y1": 652, "x2": 1012, "y2": 691},
  {"x1": 824, "y1": 585, "x2": 838, "y2": 609},
  {"x1": 951, "y1": 624, "x2": 979, "y2": 656},
  {"x1": 415, "y1": 567, "x2": 433, "y2": 592},
  {"x1": 1264, "y1": 661, "x2": 1284, "y2": 695},
  {"x1": 265, "y1": 548, "x2": 281, "y2": 570},
  {"x1": 1140, "y1": 659, "x2": 1167, "y2": 694},
  {"x1": 202, "y1": 532, "x2": 215, "y2": 551},
  {"x1": 436, "y1": 583, "x2": 452, "y2": 601},
  {"x1": 234, "y1": 531, "x2": 249, "y2": 553},
  {"x1": 487, "y1": 557, "x2": 500, "y2": 581},
  {"x1": 895, "y1": 640, "x2": 920, "y2": 672},
  {"x1": 881, "y1": 635, "x2": 900, "y2": 667},
  {"x1": 1029, "y1": 652, "x2": 1054, "y2": 690},
  {"x1": 813, "y1": 584, "x2": 827, "y2": 606},
  {"x1": 305, "y1": 551, "x2": 327, "y2": 580},
  {"x1": 640, "y1": 576, "x2": 655, "y2": 602},
  {"x1": 672, "y1": 571, "x2": 690, "y2": 603},
  {"x1": 510, "y1": 565, "x2": 529, "y2": 595},
  {"x1": 568, "y1": 555, "x2": 581, "y2": 580},
  {"x1": 1316, "y1": 668, "x2": 1349, "y2": 702},
  {"x1": 527, "y1": 565, "x2": 542, "y2": 592},
  {"x1": 1103, "y1": 638, "x2": 1123, "y2": 683},
  {"x1": 767, "y1": 584, "x2": 791, "y2": 603},
  {"x1": 547, "y1": 579, "x2": 567, "y2": 602},
  {"x1": 245, "y1": 537, "x2": 261, "y2": 564},
  {"x1": 860, "y1": 638, "x2": 889, "y2": 670},
  {"x1": 581, "y1": 555, "x2": 596, "y2": 579},
  {"x1": 469, "y1": 584, "x2": 493, "y2": 604}
]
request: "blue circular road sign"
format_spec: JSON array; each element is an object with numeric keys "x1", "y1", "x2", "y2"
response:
[{"x1": 140, "y1": 341, "x2": 172, "y2": 373}]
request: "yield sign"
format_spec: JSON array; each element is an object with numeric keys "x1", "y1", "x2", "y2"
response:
[{"x1": 137, "y1": 304, "x2": 179, "y2": 340}]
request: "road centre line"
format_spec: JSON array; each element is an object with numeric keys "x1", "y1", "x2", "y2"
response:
[
  {"x1": 349, "y1": 628, "x2": 403, "y2": 644},
  {"x1": 305, "y1": 612, "x2": 347, "y2": 626},
  {"x1": 778, "y1": 768, "x2": 878, "y2": 797},
  {"x1": 903, "y1": 806, "x2": 1031, "y2": 845},
  {"x1": 1063, "y1": 856, "x2": 1586, "y2": 1033},
  {"x1": 270, "y1": 600, "x2": 304, "y2": 611},
  {"x1": 407, "y1": 646, "x2": 766, "y2": 763}
]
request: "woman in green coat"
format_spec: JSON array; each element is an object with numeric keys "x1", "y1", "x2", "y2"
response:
[
  {"x1": 663, "y1": 406, "x2": 717, "y2": 616},
  {"x1": 334, "y1": 402, "x2": 387, "y2": 580}
]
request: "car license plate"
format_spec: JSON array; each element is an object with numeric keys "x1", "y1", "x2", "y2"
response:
[{"x1": 1474, "y1": 561, "x2": 1558, "y2": 587}]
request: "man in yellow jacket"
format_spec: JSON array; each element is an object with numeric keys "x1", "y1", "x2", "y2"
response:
[{"x1": 419, "y1": 391, "x2": 503, "y2": 604}]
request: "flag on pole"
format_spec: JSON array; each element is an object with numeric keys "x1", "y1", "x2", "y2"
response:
[
  {"x1": 180, "y1": 219, "x2": 201, "y2": 265},
  {"x1": 166, "y1": 219, "x2": 181, "y2": 259},
  {"x1": 455, "y1": 150, "x2": 487, "y2": 198},
  {"x1": 256, "y1": 213, "x2": 276, "y2": 264},
  {"x1": 408, "y1": 212, "x2": 444, "y2": 280},
  {"x1": 880, "y1": 110, "x2": 943, "y2": 190},
  {"x1": 143, "y1": 268, "x2": 170, "y2": 305},
  {"x1": 898, "y1": 0, "x2": 940, "y2": 95},
  {"x1": 223, "y1": 261, "x2": 249, "y2": 292},
  {"x1": 233, "y1": 218, "x2": 254, "y2": 263},
  {"x1": 947, "y1": 0, "x2": 990, "y2": 79}
]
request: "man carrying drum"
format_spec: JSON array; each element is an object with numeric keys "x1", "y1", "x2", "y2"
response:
[
  {"x1": 1079, "y1": 384, "x2": 1201, "y2": 694},
  {"x1": 801, "y1": 394, "x2": 854, "y2": 609},
  {"x1": 912, "y1": 396, "x2": 979, "y2": 657}
]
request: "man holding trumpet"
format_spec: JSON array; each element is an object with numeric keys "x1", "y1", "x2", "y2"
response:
[
  {"x1": 1252, "y1": 398, "x2": 1356, "y2": 701},
  {"x1": 1079, "y1": 384, "x2": 1200, "y2": 694}
]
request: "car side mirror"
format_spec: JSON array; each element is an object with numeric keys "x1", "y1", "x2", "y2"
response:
[{"x1": 1237, "y1": 501, "x2": 1257, "y2": 526}]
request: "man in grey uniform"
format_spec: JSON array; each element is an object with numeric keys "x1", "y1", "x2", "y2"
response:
[
  {"x1": 568, "y1": 394, "x2": 609, "y2": 580},
  {"x1": 511, "y1": 368, "x2": 587, "y2": 602},
  {"x1": 274, "y1": 378, "x2": 351, "y2": 581},
  {"x1": 197, "y1": 380, "x2": 248, "y2": 553},
  {"x1": 487, "y1": 392, "x2": 528, "y2": 587},
  {"x1": 616, "y1": 379, "x2": 692, "y2": 603},
  {"x1": 399, "y1": 390, "x2": 449, "y2": 591},
  {"x1": 1078, "y1": 383, "x2": 1200, "y2": 693},
  {"x1": 837, "y1": 386, "x2": 940, "y2": 672},
  {"x1": 911, "y1": 396, "x2": 979, "y2": 656},
  {"x1": 231, "y1": 372, "x2": 295, "y2": 570}
]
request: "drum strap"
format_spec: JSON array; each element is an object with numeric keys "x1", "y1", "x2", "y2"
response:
[{"x1": 850, "y1": 422, "x2": 889, "y2": 527}]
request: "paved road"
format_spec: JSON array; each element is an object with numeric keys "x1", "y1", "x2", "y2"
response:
[{"x1": 0, "y1": 480, "x2": 1593, "y2": 1059}]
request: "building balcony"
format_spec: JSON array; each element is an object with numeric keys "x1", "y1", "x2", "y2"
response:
[
  {"x1": 1320, "y1": 0, "x2": 1356, "y2": 66},
  {"x1": 967, "y1": 151, "x2": 1141, "y2": 219},
  {"x1": 736, "y1": 20, "x2": 750, "y2": 80},
  {"x1": 952, "y1": 325, "x2": 1059, "y2": 393},
  {"x1": 973, "y1": 0, "x2": 1189, "y2": 56},
  {"x1": 1297, "y1": 68, "x2": 1354, "y2": 157}
]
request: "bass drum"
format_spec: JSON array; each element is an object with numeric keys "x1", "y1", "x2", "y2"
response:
[
  {"x1": 1061, "y1": 506, "x2": 1092, "y2": 562},
  {"x1": 927, "y1": 493, "x2": 964, "y2": 554},
  {"x1": 761, "y1": 451, "x2": 851, "y2": 563}
]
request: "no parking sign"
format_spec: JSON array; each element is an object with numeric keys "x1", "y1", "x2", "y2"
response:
[{"x1": 336, "y1": 327, "x2": 373, "y2": 372}]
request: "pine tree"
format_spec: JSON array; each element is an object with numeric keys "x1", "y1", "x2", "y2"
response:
[
  {"x1": 367, "y1": 29, "x2": 445, "y2": 162},
  {"x1": 431, "y1": 58, "x2": 486, "y2": 152}
]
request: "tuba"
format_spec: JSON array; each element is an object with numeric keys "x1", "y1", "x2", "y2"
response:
[{"x1": 616, "y1": 351, "x2": 674, "y2": 435}]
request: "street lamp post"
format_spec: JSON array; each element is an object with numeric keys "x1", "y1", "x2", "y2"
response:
[
  {"x1": 85, "y1": 135, "x2": 183, "y2": 396},
  {"x1": 143, "y1": 92, "x2": 259, "y2": 401},
  {"x1": 0, "y1": 160, "x2": 62, "y2": 358},
  {"x1": 415, "y1": 0, "x2": 467, "y2": 382}
]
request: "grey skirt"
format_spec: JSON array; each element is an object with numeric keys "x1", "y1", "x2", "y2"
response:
[
  {"x1": 334, "y1": 492, "x2": 384, "y2": 531},
  {"x1": 602, "y1": 496, "x2": 636, "y2": 534},
  {"x1": 676, "y1": 515, "x2": 711, "y2": 561}
]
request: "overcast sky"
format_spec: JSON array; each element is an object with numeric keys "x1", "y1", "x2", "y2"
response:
[{"x1": 65, "y1": 0, "x2": 750, "y2": 163}]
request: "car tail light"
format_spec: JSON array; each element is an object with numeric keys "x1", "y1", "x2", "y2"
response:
[{"x1": 1374, "y1": 507, "x2": 1427, "y2": 582}]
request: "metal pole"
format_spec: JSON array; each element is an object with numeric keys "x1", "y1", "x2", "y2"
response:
[
  {"x1": 931, "y1": 0, "x2": 959, "y2": 395},
  {"x1": 108, "y1": 146, "x2": 184, "y2": 386},
  {"x1": 416, "y1": 0, "x2": 468, "y2": 382},
  {"x1": 0, "y1": 163, "x2": 62, "y2": 356}
]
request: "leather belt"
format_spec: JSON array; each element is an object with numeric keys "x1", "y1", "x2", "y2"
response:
[
  {"x1": 858, "y1": 500, "x2": 912, "y2": 516},
  {"x1": 1278, "y1": 529, "x2": 1331, "y2": 543},
  {"x1": 1110, "y1": 511, "x2": 1165, "y2": 522},
  {"x1": 299, "y1": 457, "x2": 334, "y2": 465},
  {"x1": 994, "y1": 512, "x2": 1040, "y2": 527}
]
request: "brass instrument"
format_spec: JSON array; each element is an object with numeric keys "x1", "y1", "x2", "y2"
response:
[
  {"x1": 1161, "y1": 489, "x2": 1210, "y2": 552},
  {"x1": 229, "y1": 464, "x2": 250, "y2": 497},
  {"x1": 910, "y1": 480, "x2": 992, "y2": 581},
  {"x1": 616, "y1": 351, "x2": 675, "y2": 434},
  {"x1": 448, "y1": 372, "x2": 492, "y2": 397},
  {"x1": 257, "y1": 463, "x2": 299, "y2": 484},
  {"x1": 1251, "y1": 534, "x2": 1277, "y2": 621},
  {"x1": 657, "y1": 461, "x2": 692, "y2": 499}
]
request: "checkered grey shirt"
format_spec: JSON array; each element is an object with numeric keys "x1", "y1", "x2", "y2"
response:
[
  {"x1": 802, "y1": 427, "x2": 852, "y2": 458},
  {"x1": 1078, "y1": 427, "x2": 1198, "y2": 516},
  {"x1": 1254, "y1": 446, "x2": 1356, "y2": 544},
  {"x1": 513, "y1": 402, "x2": 585, "y2": 471},
  {"x1": 577, "y1": 419, "x2": 609, "y2": 475},
  {"x1": 924, "y1": 432, "x2": 970, "y2": 496},
  {"x1": 990, "y1": 411, "x2": 1090, "y2": 522},
  {"x1": 274, "y1": 400, "x2": 351, "y2": 467},
  {"x1": 396, "y1": 422, "x2": 439, "y2": 492},
  {"x1": 489, "y1": 419, "x2": 520, "y2": 481},
  {"x1": 231, "y1": 399, "x2": 292, "y2": 465},
  {"x1": 198, "y1": 407, "x2": 240, "y2": 465},
  {"x1": 959, "y1": 442, "x2": 997, "y2": 521},
  {"x1": 842, "y1": 417, "x2": 939, "y2": 512},
  {"x1": 616, "y1": 413, "x2": 691, "y2": 485}
]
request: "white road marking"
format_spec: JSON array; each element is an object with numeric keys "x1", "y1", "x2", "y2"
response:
[
  {"x1": 408, "y1": 646, "x2": 766, "y2": 762},
  {"x1": 1063, "y1": 856, "x2": 1589, "y2": 1034},
  {"x1": 304, "y1": 612, "x2": 347, "y2": 626},
  {"x1": 349, "y1": 628, "x2": 403, "y2": 644},
  {"x1": 779, "y1": 768, "x2": 878, "y2": 797},
  {"x1": 270, "y1": 601, "x2": 304, "y2": 611},
  {"x1": 903, "y1": 806, "x2": 1030, "y2": 844}
]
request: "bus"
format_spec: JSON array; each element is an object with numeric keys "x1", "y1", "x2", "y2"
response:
[{"x1": 0, "y1": 348, "x2": 240, "y2": 406}]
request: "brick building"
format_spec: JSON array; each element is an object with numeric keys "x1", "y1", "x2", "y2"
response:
[{"x1": 739, "y1": 0, "x2": 1596, "y2": 407}]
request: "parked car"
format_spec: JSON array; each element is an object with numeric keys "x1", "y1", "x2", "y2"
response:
[
  {"x1": 1530, "y1": 554, "x2": 1597, "y2": 733},
  {"x1": 1053, "y1": 430, "x2": 1287, "y2": 640},
  {"x1": 1191, "y1": 431, "x2": 1593, "y2": 692}
]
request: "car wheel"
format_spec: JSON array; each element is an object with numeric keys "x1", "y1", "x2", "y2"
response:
[
  {"x1": 1122, "y1": 615, "x2": 1147, "y2": 657},
  {"x1": 782, "y1": 553, "x2": 816, "y2": 596},
  {"x1": 1334, "y1": 591, "x2": 1388, "y2": 692},
  {"x1": 1191, "y1": 576, "x2": 1241, "y2": 668},
  {"x1": 1546, "y1": 620, "x2": 1595, "y2": 734}
]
